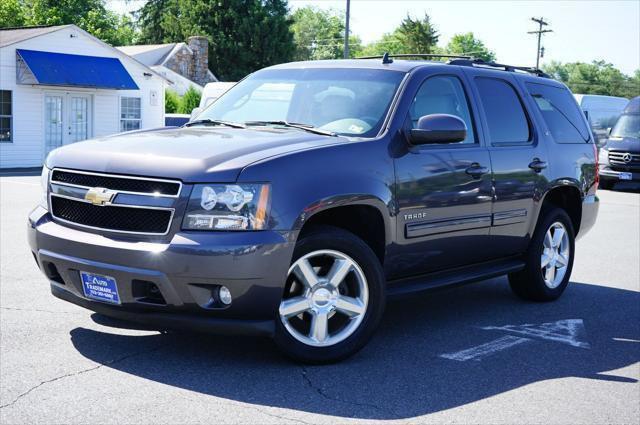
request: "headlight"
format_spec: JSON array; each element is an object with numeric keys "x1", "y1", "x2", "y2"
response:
[
  {"x1": 39, "y1": 166, "x2": 50, "y2": 210},
  {"x1": 182, "y1": 184, "x2": 271, "y2": 231},
  {"x1": 598, "y1": 148, "x2": 609, "y2": 165}
]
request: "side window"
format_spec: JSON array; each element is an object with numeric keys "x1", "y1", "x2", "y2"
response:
[
  {"x1": 526, "y1": 83, "x2": 591, "y2": 143},
  {"x1": 120, "y1": 97, "x2": 141, "y2": 132},
  {"x1": 475, "y1": 77, "x2": 530, "y2": 144},
  {"x1": 0, "y1": 90, "x2": 12, "y2": 142},
  {"x1": 409, "y1": 75, "x2": 476, "y2": 144}
]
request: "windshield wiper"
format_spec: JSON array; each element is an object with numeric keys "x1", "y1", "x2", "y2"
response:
[
  {"x1": 244, "y1": 120, "x2": 337, "y2": 137},
  {"x1": 184, "y1": 119, "x2": 246, "y2": 129}
]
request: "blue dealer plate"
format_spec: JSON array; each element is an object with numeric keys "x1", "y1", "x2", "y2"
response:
[{"x1": 80, "y1": 272, "x2": 121, "y2": 304}]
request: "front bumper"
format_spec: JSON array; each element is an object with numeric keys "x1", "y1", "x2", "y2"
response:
[
  {"x1": 599, "y1": 165, "x2": 640, "y2": 182},
  {"x1": 28, "y1": 207, "x2": 297, "y2": 336}
]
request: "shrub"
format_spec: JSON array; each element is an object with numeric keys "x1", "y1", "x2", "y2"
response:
[
  {"x1": 165, "y1": 89, "x2": 181, "y2": 113},
  {"x1": 179, "y1": 86, "x2": 202, "y2": 114}
]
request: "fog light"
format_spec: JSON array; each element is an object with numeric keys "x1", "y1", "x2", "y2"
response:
[{"x1": 218, "y1": 286, "x2": 232, "y2": 305}]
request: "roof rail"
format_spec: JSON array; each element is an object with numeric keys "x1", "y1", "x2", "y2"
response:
[
  {"x1": 356, "y1": 52, "x2": 550, "y2": 78},
  {"x1": 448, "y1": 58, "x2": 550, "y2": 78},
  {"x1": 356, "y1": 53, "x2": 473, "y2": 61}
]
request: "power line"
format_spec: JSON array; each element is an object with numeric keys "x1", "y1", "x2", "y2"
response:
[{"x1": 528, "y1": 17, "x2": 553, "y2": 69}]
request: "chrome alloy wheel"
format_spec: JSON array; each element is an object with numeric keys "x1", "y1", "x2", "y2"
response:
[
  {"x1": 541, "y1": 222, "x2": 570, "y2": 289},
  {"x1": 279, "y1": 250, "x2": 369, "y2": 347}
]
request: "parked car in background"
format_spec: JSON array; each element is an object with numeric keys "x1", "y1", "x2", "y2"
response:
[
  {"x1": 598, "y1": 96, "x2": 640, "y2": 190},
  {"x1": 29, "y1": 56, "x2": 599, "y2": 363},
  {"x1": 164, "y1": 113, "x2": 190, "y2": 127},
  {"x1": 199, "y1": 82, "x2": 236, "y2": 109},
  {"x1": 574, "y1": 94, "x2": 629, "y2": 145}
]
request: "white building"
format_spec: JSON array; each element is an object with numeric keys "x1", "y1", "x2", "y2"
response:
[{"x1": 0, "y1": 25, "x2": 170, "y2": 169}]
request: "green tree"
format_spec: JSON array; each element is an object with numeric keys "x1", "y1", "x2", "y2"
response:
[
  {"x1": 446, "y1": 32, "x2": 496, "y2": 62},
  {"x1": 290, "y1": 6, "x2": 362, "y2": 60},
  {"x1": 136, "y1": 0, "x2": 295, "y2": 81},
  {"x1": 360, "y1": 13, "x2": 438, "y2": 57},
  {"x1": 544, "y1": 60, "x2": 639, "y2": 98},
  {"x1": 165, "y1": 89, "x2": 181, "y2": 113},
  {"x1": 179, "y1": 86, "x2": 201, "y2": 114},
  {"x1": 0, "y1": 0, "x2": 26, "y2": 27},
  {"x1": 0, "y1": 0, "x2": 137, "y2": 46},
  {"x1": 396, "y1": 13, "x2": 439, "y2": 54}
]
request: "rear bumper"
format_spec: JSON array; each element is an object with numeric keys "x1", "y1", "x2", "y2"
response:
[
  {"x1": 28, "y1": 206, "x2": 296, "y2": 335},
  {"x1": 578, "y1": 194, "x2": 599, "y2": 240}
]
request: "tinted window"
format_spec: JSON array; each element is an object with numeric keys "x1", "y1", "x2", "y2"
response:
[
  {"x1": 527, "y1": 83, "x2": 590, "y2": 143},
  {"x1": 476, "y1": 78, "x2": 530, "y2": 144},
  {"x1": 409, "y1": 75, "x2": 475, "y2": 144}
]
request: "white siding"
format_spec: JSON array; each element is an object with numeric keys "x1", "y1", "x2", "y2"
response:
[{"x1": 0, "y1": 26, "x2": 167, "y2": 168}]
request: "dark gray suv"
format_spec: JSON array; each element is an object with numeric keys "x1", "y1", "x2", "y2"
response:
[{"x1": 28, "y1": 56, "x2": 599, "y2": 363}]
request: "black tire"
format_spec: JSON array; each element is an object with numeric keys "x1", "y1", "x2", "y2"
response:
[
  {"x1": 274, "y1": 225, "x2": 385, "y2": 364},
  {"x1": 599, "y1": 179, "x2": 614, "y2": 190},
  {"x1": 509, "y1": 207, "x2": 575, "y2": 301}
]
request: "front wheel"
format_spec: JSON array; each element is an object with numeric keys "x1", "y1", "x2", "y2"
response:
[
  {"x1": 509, "y1": 207, "x2": 575, "y2": 301},
  {"x1": 274, "y1": 225, "x2": 385, "y2": 364}
]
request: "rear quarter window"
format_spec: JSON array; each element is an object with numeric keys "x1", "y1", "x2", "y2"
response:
[{"x1": 526, "y1": 83, "x2": 591, "y2": 143}]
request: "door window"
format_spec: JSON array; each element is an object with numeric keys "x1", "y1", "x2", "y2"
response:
[
  {"x1": 45, "y1": 95, "x2": 63, "y2": 153},
  {"x1": 475, "y1": 77, "x2": 531, "y2": 144},
  {"x1": 69, "y1": 96, "x2": 89, "y2": 143},
  {"x1": 526, "y1": 83, "x2": 591, "y2": 143},
  {"x1": 409, "y1": 75, "x2": 476, "y2": 144}
]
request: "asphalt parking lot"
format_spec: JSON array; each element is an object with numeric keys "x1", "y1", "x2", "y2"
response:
[{"x1": 1, "y1": 174, "x2": 638, "y2": 424}]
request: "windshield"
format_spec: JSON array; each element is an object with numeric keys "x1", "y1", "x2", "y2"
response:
[
  {"x1": 610, "y1": 114, "x2": 640, "y2": 139},
  {"x1": 195, "y1": 68, "x2": 405, "y2": 138}
]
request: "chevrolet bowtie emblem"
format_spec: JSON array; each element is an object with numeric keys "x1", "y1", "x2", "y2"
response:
[{"x1": 84, "y1": 187, "x2": 116, "y2": 206}]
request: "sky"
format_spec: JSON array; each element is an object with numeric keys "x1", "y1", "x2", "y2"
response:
[{"x1": 106, "y1": 0, "x2": 640, "y2": 75}]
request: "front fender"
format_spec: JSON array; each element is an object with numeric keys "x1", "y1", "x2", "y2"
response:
[{"x1": 238, "y1": 137, "x2": 396, "y2": 239}]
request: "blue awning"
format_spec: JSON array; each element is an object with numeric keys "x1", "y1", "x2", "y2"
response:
[{"x1": 16, "y1": 49, "x2": 139, "y2": 90}]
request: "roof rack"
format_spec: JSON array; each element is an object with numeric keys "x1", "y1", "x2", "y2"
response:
[
  {"x1": 449, "y1": 58, "x2": 550, "y2": 78},
  {"x1": 356, "y1": 52, "x2": 550, "y2": 78},
  {"x1": 357, "y1": 53, "x2": 473, "y2": 63}
]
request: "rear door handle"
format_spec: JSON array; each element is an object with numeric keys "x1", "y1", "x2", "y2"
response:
[
  {"x1": 529, "y1": 158, "x2": 547, "y2": 172},
  {"x1": 465, "y1": 163, "x2": 489, "y2": 179}
]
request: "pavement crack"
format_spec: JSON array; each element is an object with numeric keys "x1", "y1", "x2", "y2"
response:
[
  {"x1": 0, "y1": 306, "x2": 82, "y2": 315},
  {"x1": 300, "y1": 366, "x2": 397, "y2": 418},
  {"x1": 0, "y1": 343, "x2": 167, "y2": 410}
]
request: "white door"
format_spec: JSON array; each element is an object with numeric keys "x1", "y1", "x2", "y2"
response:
[{"x1": 44, "y1": 92, "x2": 92, "y2": 157}]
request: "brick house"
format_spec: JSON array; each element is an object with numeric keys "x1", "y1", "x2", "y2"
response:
[{"x1": 117, "y1": 36, "x2": 217, "y2": 96}]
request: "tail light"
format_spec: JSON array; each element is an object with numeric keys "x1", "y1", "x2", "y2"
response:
[{"x1": 593, "y1": 143, "x2": 599, "y2": 191}]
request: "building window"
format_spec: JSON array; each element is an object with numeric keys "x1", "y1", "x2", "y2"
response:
[
  {"x1": 0, "y1": 90, "x2": 12, "y2": 142},
  {"x1": 120, "y1": 97, "x2": 141, "y2": 132}
]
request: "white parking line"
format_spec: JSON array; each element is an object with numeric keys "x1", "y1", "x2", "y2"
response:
[
  {"x1": 481, "y1": 319, "x2": 590, "y2": 349},
  {"x1": 440, "y1": 335, "x2": 531, "y2": 361}
]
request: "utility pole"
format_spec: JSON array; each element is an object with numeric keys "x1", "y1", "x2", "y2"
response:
[
  {"x1": 528, "y1": 17, "x2": 552, "y2": 69},
  {"x1": 344, "y1": 0, "x2": 351, "y2": 59}
]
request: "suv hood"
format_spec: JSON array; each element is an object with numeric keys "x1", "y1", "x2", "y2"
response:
[
  {"x1": 47, "y1": 126, "x2": 346, "y2": 182},
  {"x1": 604, "y1": 136, "x2": 640, "y2": 153}
]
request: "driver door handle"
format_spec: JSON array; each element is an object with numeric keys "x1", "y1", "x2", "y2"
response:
[
  {"x1": 529, "y1": 158, "x2": 548, "y2": 173},
  {"x1": 465, "y1": 163, "x2": 489, "y2": 179}
]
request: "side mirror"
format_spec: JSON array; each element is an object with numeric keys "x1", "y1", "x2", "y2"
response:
[
  {"x1": 189, "y1": 107, "x2": 203, "y2": 121},
  {"x1": 409, "y1": 114, "x2": 467, "y2": 145}
]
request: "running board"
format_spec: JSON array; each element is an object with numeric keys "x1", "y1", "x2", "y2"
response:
[{"x1": 386, "y1": 258, "x2": 525, "y2": 298}]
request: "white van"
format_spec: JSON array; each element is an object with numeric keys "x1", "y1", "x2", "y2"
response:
[
  {"x1": 574, "y1": 94, "x2": 629, "y2": 144},
  {"x1": 199, "y1": 82, "x2": 236, "y2": 109}
]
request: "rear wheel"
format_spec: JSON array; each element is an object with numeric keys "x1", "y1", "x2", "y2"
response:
[
  {"x1": 509, "y1": 207, "x2": 575, "y2": 301},
  {"x1": 274, "y1": 226, "x2": 385, "y2": 364}
]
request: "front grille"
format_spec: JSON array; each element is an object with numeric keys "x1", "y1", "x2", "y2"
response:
[
  {"x1": 51, "y1": 169, "x2": 181, "y2": 196},
  {"x1": 51, "y1": 196, "x2": 172, "y2": 234},
  {"x1": 608, "y1": 151, "x2": 640, "y2": 169}
]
